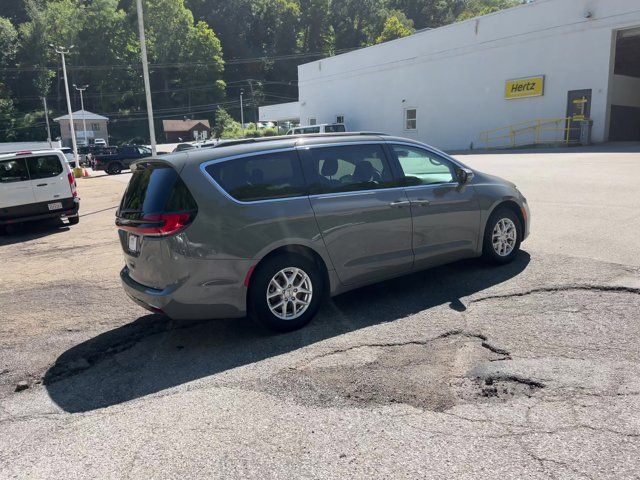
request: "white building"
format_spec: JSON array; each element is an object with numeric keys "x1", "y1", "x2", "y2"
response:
[
  {"x1": 54, "y1": 110, "x2": 109, "y2": 147},
  {"x1": 263, "y1": 0, "x2": 640, "y2": 150}
]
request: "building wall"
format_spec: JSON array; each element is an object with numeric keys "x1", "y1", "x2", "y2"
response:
[
  {"x1": 298, "y1": 0, "x2": 640, "y2": 150},
  {"x1": 259, "y1": 102, "x2": 300, "y2": 123},
  {"x1": 58, "y1": 119, "x2": 109, "y2": 145}
]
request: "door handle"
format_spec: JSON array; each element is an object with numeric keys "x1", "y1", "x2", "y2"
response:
[
  {"x1": 36, "y1": 183, "x2": 47, "y2": 187},
  {"x1": 389, "y1": 200, "x2": 411, "y2": 208},
  {"x1": 412, "y1": 199, "x2": 431, "y2": 206}
]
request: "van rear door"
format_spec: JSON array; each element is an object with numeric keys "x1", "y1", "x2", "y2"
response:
[
  {"x1": 0, "y1": 157, "x2": 36, "y2": 208},
  {"x1": 26, "y1": 154, "x2": 73, "y2": 204}
]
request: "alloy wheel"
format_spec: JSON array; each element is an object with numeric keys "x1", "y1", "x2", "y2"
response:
[
  {"x1": 266, "y1": 267, "x2": 313, "y2": 320},
  {"x1": 492, "y1": 218, "x2": 517, "y2": 256}
]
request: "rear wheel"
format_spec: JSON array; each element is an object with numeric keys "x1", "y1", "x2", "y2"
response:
[
  {"x1": 248, "y1": 254, "x2": 324, "y2": 331},
  {"x1": 67, "y1": 216, "x2": 79, "y2": 225},
  {"x1": 482, "y1": 207, "x2": 522, "y2": 264},
  {"x1": 107, "y1": 162, "x2": 123, "y2": 175}
]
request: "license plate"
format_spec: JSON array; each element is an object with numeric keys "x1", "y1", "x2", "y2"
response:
[
  {"x1": 128, "y1": 234, "x2": 139, "y2": 253},
  {"x1": 48, "y1": 202, "x2": 63, "y2": 211}
]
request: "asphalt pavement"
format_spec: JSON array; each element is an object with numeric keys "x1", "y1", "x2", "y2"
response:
[{"x1": 1, "y1": 147, "x2": 639, "y2": 479}]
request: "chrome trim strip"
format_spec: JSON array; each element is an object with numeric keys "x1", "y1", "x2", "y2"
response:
[{"x1": 310, "y1": 186, "x2": 406, "y2": 200}]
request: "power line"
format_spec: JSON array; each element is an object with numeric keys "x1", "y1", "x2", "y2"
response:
[{"x1": 0, "y1": 48, "x2": 357, "y2": 73}]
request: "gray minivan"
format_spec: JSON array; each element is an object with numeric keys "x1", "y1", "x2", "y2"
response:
[{"x1": 116, "y1": 133, "x2": 530, "y2": 331}]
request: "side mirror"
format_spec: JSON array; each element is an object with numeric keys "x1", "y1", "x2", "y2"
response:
[{"x1": 456, "y1": 167, "x2": 475, "y2": 185}]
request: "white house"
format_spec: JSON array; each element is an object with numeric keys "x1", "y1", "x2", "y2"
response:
[
  {"x1": 264, "y1": 0, "x2": 640, "y2": 150},
  {"x1": 54, "y1": 110, "x2": 109, "y2": 147}
]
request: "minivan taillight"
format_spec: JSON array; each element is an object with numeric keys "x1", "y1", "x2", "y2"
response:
[
  {"x1": 117, "y1": 212, "x2": 195, "y2": 237},
  {"x1": 67, "y1": 172, "x2": 77, "y2": 197}
]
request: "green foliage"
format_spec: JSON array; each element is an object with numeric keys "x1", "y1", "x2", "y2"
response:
[
  {"x1": 213, "y1": 106, "x2": 243, "y2": 139},
  {"x1": 0, "y1": 93, "x2": 18, "y2": 141},
  {"x1": 376, "y1": 13, "x2": 414, "y2": 44},
  {"x1": 457, "y1": 0, "x2": 521, "y2": 20}
]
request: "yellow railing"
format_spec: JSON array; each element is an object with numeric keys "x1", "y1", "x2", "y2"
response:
[{"x1": 478, "y1": 117, "x2": 581, "y2": 149}]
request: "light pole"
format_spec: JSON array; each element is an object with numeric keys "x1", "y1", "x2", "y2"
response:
[
  {"x1": 73, "y1": 84, "x2": 89, "y2": 145},
  {"x1": 50, "y1": 44, "x2": 79, "y2": 168},
  {"x1": 42, "y1": 97, "x2": 52, "y2": 148},
  {"x1": 135, "y1": 0, "x2": 157, "y2": 155},
  {"x1": 240, "y1": 88, "x2": 245, "y2": 136}
]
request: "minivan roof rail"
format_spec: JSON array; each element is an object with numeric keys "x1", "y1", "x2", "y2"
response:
[{"x1": 211, "y1": 131, "x2": 389, "y2": 148}]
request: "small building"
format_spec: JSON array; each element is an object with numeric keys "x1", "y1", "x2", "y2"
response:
[
  {"x1": 268, "y1": 0, "x2": 640, "y2": 150},
  {"x1": 162, "y1": 119, "x2": 211, "y2": 143},
  {"x1": 54, "y1": 110, "x2": 109, "y2": 147}
]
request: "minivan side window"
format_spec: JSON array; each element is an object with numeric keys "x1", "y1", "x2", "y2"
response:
[
  {"x1": 390, "y1": 145, "x2": 456, "y2": 185},
  {"x1": 205, "y1": 150, "x2": 306, "y2": 202},
  {"x1": 0, "y1": 159, "x2": 29, "y2": 183},
  {"x1": 303, "y1": 144, "x2": 395, "y2": 194},
  {"x1": 26, "y1": 156, "x2": 63, "y2": 180}
]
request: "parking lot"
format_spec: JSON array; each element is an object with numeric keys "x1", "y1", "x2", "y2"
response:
[{"x1": 1, "y1": 147, "x2": 639, "y2": 479}]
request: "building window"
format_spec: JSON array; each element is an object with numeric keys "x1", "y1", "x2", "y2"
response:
[
  {"x1": 336, "y1": 115, "x2": 345, "y2": 124},
  {"x1": 91, "y1": 123, "x2": 100, "y2": 131},
  {"x1": 404, "y1": 109, "x2": 417, "y2": 130},
  {"x1": 309, "y1": 118, "x2": 317, "y2": 126}
]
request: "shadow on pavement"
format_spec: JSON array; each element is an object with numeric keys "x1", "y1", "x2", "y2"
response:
[
  {"x1": 45, "y1": 252, "x2": 530, "y2": 413},
  {"x1": 0, "y1": 219, "x2": 70, "y2": 246}
]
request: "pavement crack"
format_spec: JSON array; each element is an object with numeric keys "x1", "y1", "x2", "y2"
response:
[
  {"x1": 301, "y1": 329, "x2": 502, "y2": 363},
  {"x1": 471, "y1": 284, "x2": 640, "y2": 304}
]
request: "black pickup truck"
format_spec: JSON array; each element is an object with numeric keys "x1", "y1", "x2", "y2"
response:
[{"x1": 91, "y1": 145, "x2": 152, "y2": 174}]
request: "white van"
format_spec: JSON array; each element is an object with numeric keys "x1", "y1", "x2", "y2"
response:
[
  {"x1": 58, "y1": 147, "x2": 78, "y2": 168},
  {"x1": 286, "y1": 123, "x2": 346, "y2": 135},
  {"x1": 0, "y1": 150, "x2": 80, "y2": 229}
]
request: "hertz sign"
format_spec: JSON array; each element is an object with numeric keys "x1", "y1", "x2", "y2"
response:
[{"x1": 505, "y1": 75, "x2": 545, "y2": 99}]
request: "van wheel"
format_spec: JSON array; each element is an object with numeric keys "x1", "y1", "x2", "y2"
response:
[
  {"x1": 67, "y1": 216, "x2": 79, "y2": 225},
  {"x1": 107, "y1": 163, "x2": 123, "y2": 175},
  {"x1": 482, "y1": 207, "x2": 522, "y2": 264},
  {"x1": 248, "y1": 254, "x2": 324, "y2": 332}
]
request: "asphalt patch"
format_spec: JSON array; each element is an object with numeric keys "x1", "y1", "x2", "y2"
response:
[{"x1": 250, "y1": 332, "x2": 541, "y2": 411}]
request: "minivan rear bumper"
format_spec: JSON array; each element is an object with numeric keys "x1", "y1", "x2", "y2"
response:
[{"x1": 120, "y1": 265, "x2": 247, "y2": 320}]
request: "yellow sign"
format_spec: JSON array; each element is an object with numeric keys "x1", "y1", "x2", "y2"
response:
[{"x1": 505, "y1": 76, "x2": 545, "y2": 99}]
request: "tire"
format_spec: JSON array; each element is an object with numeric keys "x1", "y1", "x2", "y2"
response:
[
  {"x1": 248, "y1": 253, "x2": 324, "y2": 332},
  {"x1": 107, "y1": 162, "x2": 123, "y2": 175},
  {"x1": 67, "y1": 216, "x2": 79, "y2": 225},
  {"x1": 482, "y1": 207, "x2": 522, "y2": 264}
]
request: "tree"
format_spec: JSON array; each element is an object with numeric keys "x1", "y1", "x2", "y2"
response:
[
  {"x1": 457, "y1": 0, "x2": 521, "y2": 20},
  {"x1": 376, "y1": 13, "x2": 414, "y2": 44},
  {"x1": 213, "y1": 106, "x2": 242, "y2": 139}
]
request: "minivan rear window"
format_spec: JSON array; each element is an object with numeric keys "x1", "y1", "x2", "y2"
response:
[
  {"x1": 119, "y1": 164, "x2": 197, "y2": 216},
  {"x1": 205, "y1": 151, "x2": 306, "y2": 202}
]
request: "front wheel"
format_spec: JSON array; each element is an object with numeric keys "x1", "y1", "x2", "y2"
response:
[
  {"x1": 107, "y1": 163, "x2": 123, "y2": 175},
  {"x1": 248, "y1": 254, "x2": 324, "y2": 331},
  {"x1": 482, "y1": 208, "x2": 522, "y2": 264}
]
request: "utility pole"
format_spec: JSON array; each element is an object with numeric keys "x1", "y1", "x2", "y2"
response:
[
  {"x1": 247, "y1": 79, "x2": 259, "y2": 124},
  {"x1": 73, "y1": 84, "x2": 89, "y2": 145},
  {"x1": 240, "y1": 88, "x2": 245, "y2": 136},
  {"x1": 42, "y1": 97, "x2": 52, "y2": 148},
  {"x1": 50, "y1": 44, "x2": 79, "y2": 169},
  {"x1": 135, "y1": 0, "x2": 157, "y2": 155}
]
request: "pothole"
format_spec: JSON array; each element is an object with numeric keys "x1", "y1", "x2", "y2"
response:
[{"x1": 249, "y1": 332, "x2": 542, "y2": 411}]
